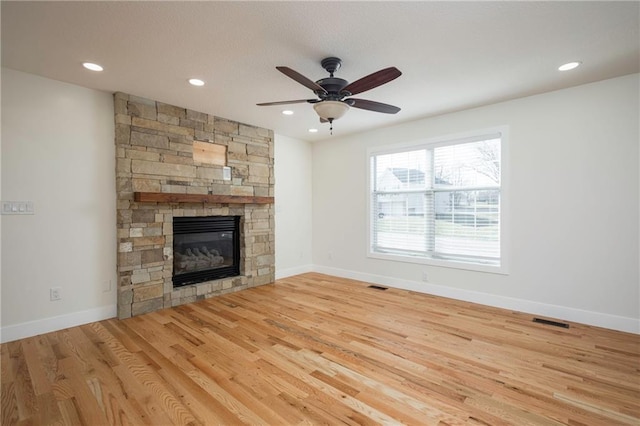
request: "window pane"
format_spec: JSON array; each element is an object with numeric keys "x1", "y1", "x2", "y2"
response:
[
  {"x1": 435, "y1": 190, "x2": 500, "y2": 259},
  {"x1": 434, "y1": 139, "x2": 500, "y2": 187},
  {"x1": 375, "y1": 150, "x2": 428, "y2": 191},
  {"x1": 373, "y1": 193, "x2": 427, "y2": 253}
]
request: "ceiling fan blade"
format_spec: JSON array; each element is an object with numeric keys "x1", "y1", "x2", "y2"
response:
[
  {"x1": 256, "y1": 99, "x2": 317, "y2": 106},
  {"x1": 342, "y1": 67, "x2": 402, "y2": 96},
  {"x1": 348, "y1": 98, "x2": 401, "y2": 114},
  {"x1": 276, "y1": 66, "x2": 327, "y2": 94}
]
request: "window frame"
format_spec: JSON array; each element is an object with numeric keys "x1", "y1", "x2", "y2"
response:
[{"x1": 366, "y1": 127, "x2": 509, "y2": 275}]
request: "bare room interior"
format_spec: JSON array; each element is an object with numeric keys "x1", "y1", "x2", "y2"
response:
[{"x1": 1, "y1": 2, "x2": 638, "y2": 425}]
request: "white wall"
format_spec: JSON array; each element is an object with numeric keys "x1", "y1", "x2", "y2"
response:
[
  {"x1": 312, "y1": 74, "x2": 640, "y2": 333},
  {"x1": 274, "y1": 134, "x2": 313, "y2": 278},
  {"x1": 0, "y1": 70, "x2": 3, "y2": 335},
  {"x1": 1, "y1": 68, "x2": 117, "y2": 342}
]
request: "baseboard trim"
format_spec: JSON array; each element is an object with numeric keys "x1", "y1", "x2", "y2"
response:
[
  {"x1": 1, "y1": 304, "x2": 117, "y2": 343},
  {"x1": 276, "y1": 264, "x2": 314, "y2": 280},
  {"x1": 312, "y1": 265, "x2": 639, "y2": 334}
]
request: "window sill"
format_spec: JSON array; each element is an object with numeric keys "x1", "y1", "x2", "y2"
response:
[{"x1": 368, "y1": 251, "x2": 508, "y2": 275}]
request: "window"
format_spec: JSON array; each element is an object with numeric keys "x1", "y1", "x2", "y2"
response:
[{"x1": 369, "y1": 130, "x2": 506, "y2": 273}]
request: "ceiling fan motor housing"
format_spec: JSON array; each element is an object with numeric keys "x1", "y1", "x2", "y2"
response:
[{"x1": 315, "y1": 77, "x2": 350, "y2": 99}]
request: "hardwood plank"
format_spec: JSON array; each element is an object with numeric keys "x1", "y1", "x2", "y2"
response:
[
  {"x1": 10, "y1": 342, "x2": 38, "y2": 422},
  {"x1": 21, "y1": 338, "x2": 55, "y2": 396},
  {"x1": 34, "y1": 392, "x2": 63, "y2": 425},
  {"x1": 2, "y1": 272, "x2": 639, "y2": 425},
  {"x1": 57, "y1": 398, "x2": 83, "y2": 425},
  {"x1": 57, "y1": 357, "x2": 110, "y2": 425},
  {"x1": 1, "y1": 381, "x2": 19, "y2": 425}
]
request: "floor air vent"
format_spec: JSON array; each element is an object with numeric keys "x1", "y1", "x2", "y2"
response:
[
  {"x1": 533, "y1": 317, "x2": 569, "y2": 328},
  {"x1": 368, "y1": 285, "x2": 389, "y2": 291}
]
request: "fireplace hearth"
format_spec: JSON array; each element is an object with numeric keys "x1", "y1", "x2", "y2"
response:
[{"x1": 173, "y1": 216, "x2": 240, "y2": 287}]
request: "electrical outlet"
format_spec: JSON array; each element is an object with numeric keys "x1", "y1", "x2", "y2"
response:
[
  {"x1": 50, "y1": 287, "x2": 62, "y2": 301},
  {"x1": 328, "y1": 251, "x2": 333, "y2": 260},
  {"x1": 422, "y1": 271, "x2": 429, "y2": 282}
]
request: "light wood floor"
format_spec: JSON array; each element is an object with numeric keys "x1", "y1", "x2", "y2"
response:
[{"x1": 2, "y1": 273, "x2": 639, "y2": 425}]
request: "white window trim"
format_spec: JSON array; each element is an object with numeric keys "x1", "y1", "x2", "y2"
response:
[{"x1": 366, "y1": 126, "x2": 510, "y2": 275}]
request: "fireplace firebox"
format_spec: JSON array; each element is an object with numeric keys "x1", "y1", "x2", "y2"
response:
[{"x1": 172, "y1": 216, "x2": 240, "y2": 288}]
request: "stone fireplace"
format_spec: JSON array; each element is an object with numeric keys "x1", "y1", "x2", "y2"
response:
[{"x1": 114, "y1": 93, "x2": 275, "y2": 319}]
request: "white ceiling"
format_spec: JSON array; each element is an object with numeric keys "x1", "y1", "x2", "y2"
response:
[{"x1": 2, "y1": 1, "x2": 638, "y2": 142}]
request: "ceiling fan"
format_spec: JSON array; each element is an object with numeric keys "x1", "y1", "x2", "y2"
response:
[{"x1": 257, "y1": 57, "x2": 402, "y2": 133}]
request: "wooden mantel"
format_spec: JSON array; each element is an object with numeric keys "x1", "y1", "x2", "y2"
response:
[{"x1": 134, "y1": 192, "x2": 274, "y2": 204}]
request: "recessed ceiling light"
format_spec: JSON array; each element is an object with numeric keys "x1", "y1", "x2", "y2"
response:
[
  {"x1": 188, "y1": 78, "x2": 205, "y2": 86},
  {"x1": 308, "y1": 128, "x2": 318, "y2": 133},
  {"x1": 282, "y1": 110, "x2": 294, "y2": 115},
  {"x1": 558, "y1": 61, "x2": 581, "y2": 71},
  {"x1": 82, "y1": 62, "x2": 103, "y2": 72}
]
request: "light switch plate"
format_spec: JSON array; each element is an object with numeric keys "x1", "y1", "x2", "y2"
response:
[
  {"x1": 1, "y1": 201, "x2": 34, "y2": 215},
  {"x1": 223, "y1": 166, "x2": 232, "y2": 181}
]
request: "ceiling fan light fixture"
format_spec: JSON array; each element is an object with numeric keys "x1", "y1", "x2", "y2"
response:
[{"x1": 313, "y1": 101, "x2": 349, "y2": 120}]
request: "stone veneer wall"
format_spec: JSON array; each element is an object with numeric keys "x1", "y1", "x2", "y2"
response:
[{"x1": 114, "y1": 92, "x2": 275, "y2": 319}]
